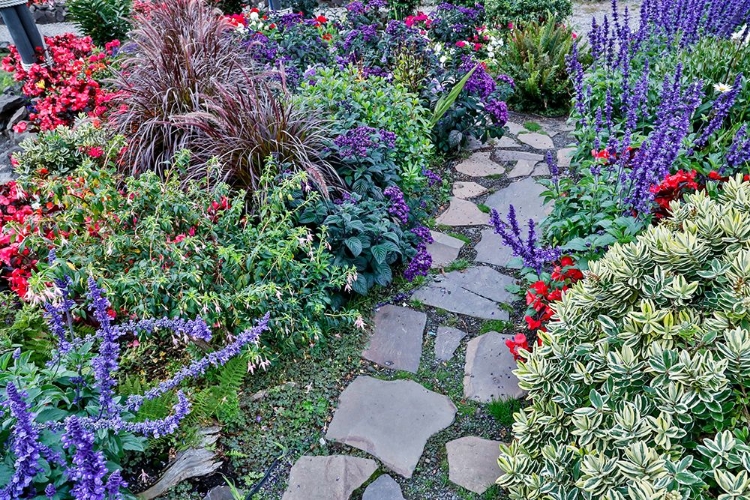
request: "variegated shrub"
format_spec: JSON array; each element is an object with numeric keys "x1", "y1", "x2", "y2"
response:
[{"x1": 498, "y1": 177, "x2": 750, "y2": 500}]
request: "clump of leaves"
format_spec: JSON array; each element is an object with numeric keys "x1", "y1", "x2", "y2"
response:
[{"x1": 67, "y1": 0, "x2": 132, "y2": 46}]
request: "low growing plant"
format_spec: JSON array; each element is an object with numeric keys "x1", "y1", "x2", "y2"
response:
[
  {"x1": 485, "y1": 0, "x2": 571, "y2": 27},
  {"x1": 67, "y1": 0, "x2": 132, "y2": 47}
]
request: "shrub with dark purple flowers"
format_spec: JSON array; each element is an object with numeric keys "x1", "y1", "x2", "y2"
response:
[
  {"x1": 0, "y1": 277, "x2": 268, "y2": 499},
  {"x1": 429, "y1": 3, "x2": 485, "y2": 45}
]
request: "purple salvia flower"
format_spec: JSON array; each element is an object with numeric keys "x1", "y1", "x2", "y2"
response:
[
  {"x1": 62, "y1": 416, "x2": 108, "y2": 500},
  {"x1": 727, "y1": 125, "x2": 750, "y2": 168},
  {"x1": 545, "y1": 151, "x2": 560, "y2": 187},
  {"x1": 105, "y1": 470, "x2": 126, "y2": 499},
  {"x1": 45, "y1": 484, "x2": 56, "y2": 498},
  {"x1": 695, "y1": 73, "x2": 743, "y2": 149},
  {"x1": 490, "y1": 206, "x2": 561, "y2": 274},
  {"x1": 88, "y1": 278, "x2": 121, "y2": 417},
  {"x1": 1, "y1": 382, "x2": 42, "y2": 499}
]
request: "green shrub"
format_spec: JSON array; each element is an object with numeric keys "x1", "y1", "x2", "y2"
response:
[
  {"x1": 498, "y1": 177, "x2": 750, "y2": 500},
  {"x1": 495, "y1": 17, "x2": 585, "y2": 115},
  {"x1": 67, "y1": 0, "x2": 132, "y2": 46},
  {"x1": 296, "y1": 67, "x2": 433, "y2": 191},
  {"x1": 486, "y1": 0, "x2": 571, "y2": 27},
  {"x1": 20, "y1": 144, "x2": 355, "y2": 354}
]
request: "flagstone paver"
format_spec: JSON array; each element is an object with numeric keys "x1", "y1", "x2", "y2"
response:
[
  {"x1": 507, "y1": 159, "x2": 537, "y2": 178},
  {"x1": 435, "y1": 197, "x2": 489, "y2": 227},
  {"x1": 435, "y1": 326, "x2": 468, "y2": 361},
  {"x1": 557, "y1": 147, "x2": 576, "y2": 167},
  {"x1": 533, "y1": 162, "x2": 551, "y2": 176},
  {"x1": 475, "y1": 229, "x2": 516, "y2": 268},
  {"x1": 362, "y1": 475, "x2": 405, "y2": 500},
  {"x1": 412, "y1": 267, "x2": 515, "y2": 320},
  {"x1": 464, "y1": 332, "x2": 525, "y2": 402},
  {"x1": 455, "y1": 151, "x2": 505, "y2": 177},
  {"x1": 446, "y1": 437, "x2": 503, "y2": 494},
  {"x1": 453, "y1": 180, "x2": 488, "y2": 199},
  {"x1": 362, "y1": 305, "x2": 426, "y2": 373},
  {"x1": 281, "y1": 456, "x2": 377, "y2": 500},
  {"x1": 326, "y1": 376, "x2": 457, "y2": 478},
  {"x1": 427, "y1": 231, "x2": 466, "y2": 268},
  {"x1": 496, "y1": 136, "x2": 521, "y2": 148},
  {"x1": 485, "y1": 176, "x2": 550, "y2": 226},
  {"x1": 505, "y1": 122, "x2": 525, "y2": 136},
  {"x1": 517, "y1": 132, "x2": 554, "y2": 150},
  {"x1": 493, "y1": 149, "x2": 545, "y2": 163}
]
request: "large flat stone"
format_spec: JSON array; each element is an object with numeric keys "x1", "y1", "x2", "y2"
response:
[
  {"x1": 362, "y1": 305, "x2": 426, "y2": 373},
  {"x1": 326, "y1": 376, "x2": 457, "y2": 478},
  {"x1": 427, "y1": 231, "x2": 465, "y2": 268},
  {"x1": 517, "y1": 132, "x2": 554, "y2": 150},
  {"x1": 412, "y1": 267, "x2": 515, "y2": 320},
  {"x1": 484, "y1": 177, "x2": 550, "y2": 229},
  {"x1": 453, "y1": 181, "x2": 487, "y2": 199},
  {"x1": 505, "y1": 122, "x2": 524, "y2": 136},
  {"x1": 435, "y1": 326, "x2": 467, "y2": 361},
  {"x1": 475, "y1": 229, "x2": 518, "y2": 268},
  {"x1": 436, "y1": 198, "x2": 488, "y2": 227},
  {"x1": 557, "y1": 147, "x2": 576, "y2": 167},
  {"x1": 493, "y1": 150, "x2": 544, "y2": 163},
  {"x1": 455, "y1": 152, "x2": 504, "y2": 177},
  {"x1": 507, "y1": 160, "x2": 536, "y2": 178},
  {"x1": 496, "y1": 136, "x2": 521, "y2": 148},
  {"x1": 362, "y1": 475, "x2": 404, "y2": 500},
  {"x1": 533, "y1": 162, "x2": 551, "y2": 176},
  {"x1": 446, "y1": 437, "x2": 503, "y2": 494},
  {"x1": 282, "y1": 456, "x2": 377, "y2": 500},
  {"x1": 464, "y1": 332, "x2": 525, "y2": 402}
]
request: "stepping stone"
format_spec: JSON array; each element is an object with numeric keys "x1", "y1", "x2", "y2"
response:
[
  {"x1": 533, "y1": 162, "x2": 551, "y2": 176},
  {"x1": 412, "y1": 267, "x2": 515, "y2": 320},
  {"x1": 427, "y1": 231, "x2": 465, "y2": 268},
  {"x1": 493, "y1": 150, "x2": 544, "y2": 163},
  {"x1": 505, "y1": 122, "x2": 524, "y2": 136},
  {"x1": 455, "y1": 152, "x2": 504, "y2": 177},
  {"x1": 496, "y1": 135, "x2": 521, "y2": 148},
  {"x1": 282, "y1": 455, "x2": 377, "y2": 500},
  {"x1": 484, "y1": 177, "x2": 551, "y2": 229},
  {"x1": 475, "y1": 229, "x2": 519, "y2": 268},
  {"x1": 507, "y1": 160, "x2": 536, "y2": 178},
  {"x1": 435, "y1": 326, "x2": 467, "y2": 361},
  {"x1": 362, "y1": 475, "x2": 405, "y2": 500},
  {"x1": 435, "y1": 198, "x2": 488, "y2": 227},
  {"x1": 453, "y1": 181, "x2": 487, "y2": 199},
  {"x1": 446, "y1": 437, "x2": 503, "y2": 494},
  {"x1": 326, "y1": 376, "x2": 457, "y2": 478},
  {"x1": 464, "y1": 136, "x2": 484, "y2": 151},
  {"x1": 517, "y1": 132, "x2": 554, "y2": 150},
  {"x1": 362, "y1": 305, "x2": 426, "y2": 373},
  {"x1": 464, "y1": 332, "x2": 525, "y2": 402},
  {"x1": 557, "y1": 147, "x2": 576, "y2": 167}
]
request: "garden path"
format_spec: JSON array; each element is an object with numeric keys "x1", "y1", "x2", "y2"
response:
[{"x1": 280, "y1": 115, "x2": 575, "y2": 499}]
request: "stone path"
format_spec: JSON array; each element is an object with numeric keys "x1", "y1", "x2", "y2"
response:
[{"x1": 281, "y1": 116, "x2": 574, "y2": 498}]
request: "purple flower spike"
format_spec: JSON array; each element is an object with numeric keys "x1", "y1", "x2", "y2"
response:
[
  {"x1": 490, "y1": 206, "x2": 561, "y2": 274},
  {"x1": 1, "y1": 382, "x2": 42, "y2": 499}
]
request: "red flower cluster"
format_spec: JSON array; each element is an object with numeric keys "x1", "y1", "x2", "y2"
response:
[
  {"x1": 511, "y1": 256, "x2": 584, "y2": 361},
  {"x1": 505, "y1": 333, "x2": 541, "y2": 361},
  {"x1": 404, "y1": 12, "x2": 432, "y2": 29},
  {"x1": 649, "y1": 169, "x2": 700, "y2": 218},
  {"x1": 1, "y1": 34, "x2": 117, "y2": 131}
]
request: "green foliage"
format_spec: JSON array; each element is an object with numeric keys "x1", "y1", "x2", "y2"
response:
[
  {"x1": 487, "y1": 397, "x2": 521, "y2": 426},
  {"x1": 296, "y1": 67, "x2": 433, "y2": 190},
  {"x1": 388, "y1": 0, "x2": 419, "y2": 20},
  {"x1": 430, "y1": 66, "x2": 476, "y2": 127},
  {"x1": 67, "y1": 0, "x2": 132, "y2": 46},
  {"x1": 486, "y1": 0, "x2": 572, "y2": 27},
  {"x1": 0, "y1": 295, "x2": 52, "y2": 365},
  {"x1": 212, "y1": 0, "x2": 248, "y2": 14},
  {"x1": 498, "y1": 178, "x2": 750, "y2": 499},
  {"x1": 19, "y1": 143, "x2": 355, "y2": 354},
  {"x1": 495, "y1": 17, "x2": 584, "y2": 115}
]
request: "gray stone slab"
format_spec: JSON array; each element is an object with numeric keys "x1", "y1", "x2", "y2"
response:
[
  {"x1": 533, "y1": 162, "x2": 551, "y2": 176},
  {"x1": 464, "y1": 136, "x2": 484, "y2": 151},
  {"x1": 362, "y1": 475, "x2": 405, "y2": 500},
  {"x1": 557, "y1": 147, "x2": 576, "y2": 167},
  {"x1": 496, "y1": 136, "x2": 521, "y2": 148},
  {"x1": 507, "y1": 160, "x2": 536, "y2": 178},
  {"x1": 326, "y1": 376, "x2": 457, "y2": 478},
  {"x1": 412, "y1": 267, "x2": 515, "y2": 320},
  {"x1": 493, "y1": 149, "x2": 545, "y2": 163},
  {"x1": 435, "y1": 327, "x2": 468, "y2": 361},
  {"x1": 455, "y1": 152, "x2": 504, "y2": 177},
  {"x1": 453, "y1": 181, "x2": 487, "y2": 199},
  {"x1": 436, "y1": 198, "x2": 488, "y2": 227},
  {"x1": 282, "y1": 456, "x2": 377, "y2": 500},
  {"x1": 517, "y1": 132, "x2": 554, "y2": 150},
  {"x1": 427, "y1": 231, "x2": 465, "y2": 268},
  {"x1": 204, "y1": 486, "x2": 239, "y2": 500},
  {"x1": 362, "y1": 305, "x2": 426, "y2": 373},
  {"x1": 474, "y1": 229, "x2": 519, "y2": 268},
  {"x1": 484, "y1": 177, "x2": 551, "y2": 229},
  {"x1": 446, "y1": 436, "x2": 503, "y2": 494},
  {"x1": 505, "y1": 122, "x2": 524, "y2": 136},
  {"x1": 464, "y1": 332, "x2": 525, "y2": 402}
]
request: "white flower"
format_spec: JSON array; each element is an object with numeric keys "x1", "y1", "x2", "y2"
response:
[
  {"x1": 439, "y1": 55, "x2": 447, "y2": 64},
  {"x1": 249, "y1": 11, "x2": 259, "y2": 20},
  {"x1": 714, "y1": 83, "x2": 733, "y2": 94}
]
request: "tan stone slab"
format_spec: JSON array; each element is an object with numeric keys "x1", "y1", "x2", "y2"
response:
[
  {"x1": 455, "y1": 152, "x2": 504, "y2": 177},
  {"x1": 517, "y1": 132, "x2": 555, "y2": 150},
  {"x1": 464, "y1": 332, "x2": 526, "y2": 402},
  {"x1": 453, "y1": 181, "x2": 488, "y2": 199},
  {"x1": 436, "y1": 198, "x2": 488, "y2": 227}
]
